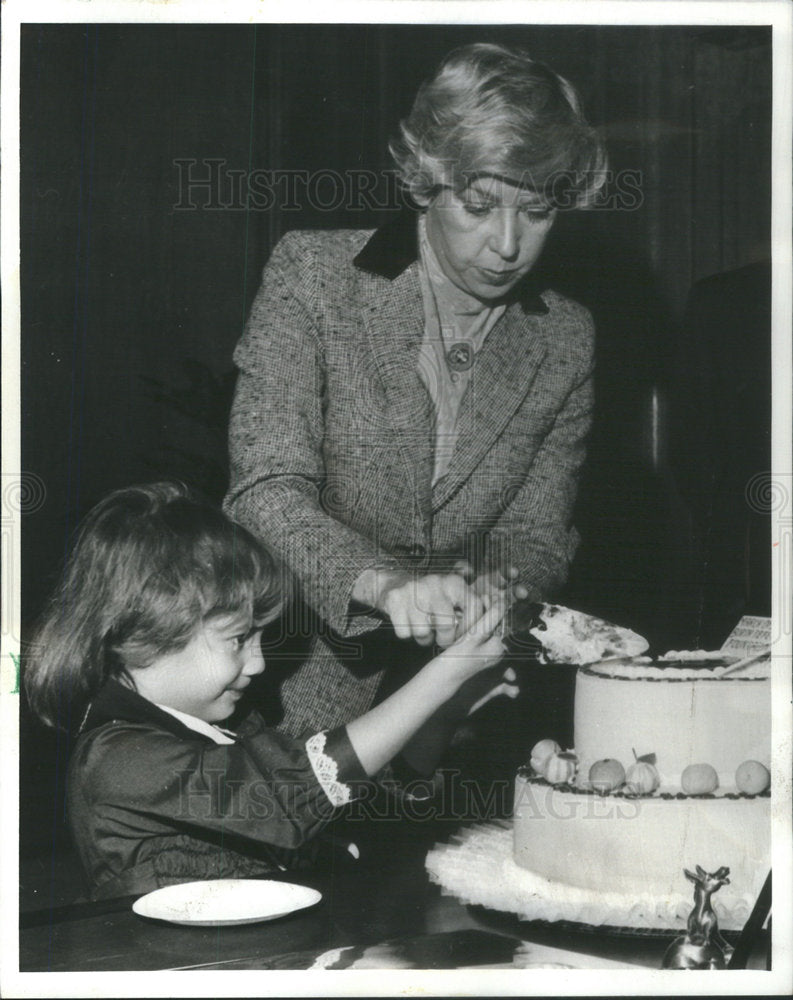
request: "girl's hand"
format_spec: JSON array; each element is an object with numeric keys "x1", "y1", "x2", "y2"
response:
[
  {"x1": 465, "y1": 666, "x2": 520, "y2": 716},
  {"x1": 434, "y1": 599, "x2": 508, "y2": 684},
  {"x1": 430, "y1": 600, "x2": 514, "y2": 723}
]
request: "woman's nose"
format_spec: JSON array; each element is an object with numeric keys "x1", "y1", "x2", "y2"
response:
[{"x1": 489, "y1": 209, "x2": 519, "y2": 259}]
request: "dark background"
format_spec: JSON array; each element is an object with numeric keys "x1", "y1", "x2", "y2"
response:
[{"x1": 19, "y1": 24, "x2": 772, "y2": 870}]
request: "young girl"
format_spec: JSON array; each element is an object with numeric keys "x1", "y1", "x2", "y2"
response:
[{"x1": 25, "y1": 482, "x2": 509, "y2": 901}]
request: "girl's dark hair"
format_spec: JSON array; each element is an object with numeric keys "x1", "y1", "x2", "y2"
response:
[{"x1": 25, "y1": 482, "x2": 284, "y2": 729}]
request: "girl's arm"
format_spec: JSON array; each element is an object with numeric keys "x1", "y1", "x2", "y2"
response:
[{"x1": 344, "y1": 602, "x2": 506, "y2": 776}]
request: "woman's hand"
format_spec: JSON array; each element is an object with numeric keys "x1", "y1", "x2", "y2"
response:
[
  {"x1": 353, "y1": 568, "x2": 486, "y2": 647},
  {"x1": 453, "y1": 559, "x2": 529, "y2": 604}
]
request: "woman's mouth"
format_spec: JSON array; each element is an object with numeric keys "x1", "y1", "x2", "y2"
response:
[{"x1": 478, "y1": 267, "x2": 519, "y2": 284}]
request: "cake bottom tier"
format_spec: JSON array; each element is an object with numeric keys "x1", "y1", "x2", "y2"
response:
[
  {"x1": 513, "y1": 776, "x2": 769, "y2": 930},
  {"x1": 425, "y1": 821, "x2": 743, "y2": 931}
]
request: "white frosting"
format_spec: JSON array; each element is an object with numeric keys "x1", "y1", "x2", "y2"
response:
[
  {"x1": 428, "y1": 821, "x2": 758, "y2": 932},
  {"x1": 512, "y1": 778, "x2": 769, "y2": 931},
  {"x1": 583, "y1": 656, "x2": 770, "y2": 682},
  {"x1": 511, "y1": 650, "x2": 771, "y2": 929},
  {"x1": 529, "y1": 605, "x2": 649, "y2": 665},
  {"x1": 575, "y1": 663, "x2": 771, "y2": 784},
  {"x1": 659, "y1": 648, "x2": 730, "y2": 660}
]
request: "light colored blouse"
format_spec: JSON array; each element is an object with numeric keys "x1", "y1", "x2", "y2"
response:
[{"x1": 416, "y1": 215, "x2": 506, "y2": 484}]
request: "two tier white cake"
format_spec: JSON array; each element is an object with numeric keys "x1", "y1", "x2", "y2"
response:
[{"x1": 513, "y1": 655, "x2": 771, "y2": 929}]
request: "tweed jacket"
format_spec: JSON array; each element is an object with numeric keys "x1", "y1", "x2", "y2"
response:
[
  {"x1": 68, "y1": 679, "x2": 368, "y2": 900},
  {"x1": 225, "y1": 208, "x2": 594, "y2": 734}
]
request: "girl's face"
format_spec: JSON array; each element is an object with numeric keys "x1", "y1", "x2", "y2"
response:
[
  {"x1": 423, "y1": 176, "x2": 556, "y2": 301},
  {"x1": 130, "y1": 613, "x2": 265, "y2": 722}
]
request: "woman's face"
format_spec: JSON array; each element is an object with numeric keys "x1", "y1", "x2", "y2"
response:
[{"x1": 423, "y1": 176, "x2": 556, "y2": 301}]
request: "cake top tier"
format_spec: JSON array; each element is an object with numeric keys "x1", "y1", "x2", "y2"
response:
[{"x1": 581, "y1": 654, "x2": 770, "y2": 681}]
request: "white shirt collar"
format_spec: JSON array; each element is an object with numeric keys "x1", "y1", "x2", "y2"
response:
[{"x1": 155, "y1": 703, "x2": 236, "y2": 745}]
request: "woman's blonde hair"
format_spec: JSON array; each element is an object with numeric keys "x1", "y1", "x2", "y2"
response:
[
  {"x1": 25, "y1": 482, "x2": 284, "y2": 729},
  {"x1": 390, "y1": 42, "x2": 607, "y2": 207}
]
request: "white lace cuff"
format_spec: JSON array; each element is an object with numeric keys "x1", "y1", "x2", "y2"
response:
[{"x1": 306, "y1": 730, "x2": 353, "y2": 806}]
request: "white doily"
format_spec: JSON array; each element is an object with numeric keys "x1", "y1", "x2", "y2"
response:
[
  {"x1": 305, "y1": 731, "x2": 352, "y2": 806},
  {"x1": 425, "y1": 821, "x2": 753, "y2": 932}
]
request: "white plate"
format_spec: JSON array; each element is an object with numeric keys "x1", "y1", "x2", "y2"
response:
[{"x1": 132, "y1": 879, "x2": 322, "y2": 927}]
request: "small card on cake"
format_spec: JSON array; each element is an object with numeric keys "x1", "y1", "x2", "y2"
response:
[{"x1": 721, "y1": 616, "x2": 773, "y2": 658}]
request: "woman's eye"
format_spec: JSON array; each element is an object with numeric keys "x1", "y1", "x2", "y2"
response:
[
  {"x1": 463, "y1": 202, "x2": 492, "y2": 217},
  {"x1": 521, "y1": 207, "x2": 552, "y2": 222}
]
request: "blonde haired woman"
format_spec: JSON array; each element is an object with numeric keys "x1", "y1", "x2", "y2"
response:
[{"x1": 226, "y1": 43, "x2": 606, "y2": 746}]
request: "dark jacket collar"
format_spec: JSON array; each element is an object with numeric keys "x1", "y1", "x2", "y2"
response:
[
  {"x1": 352, "y1": 203, "x2": 550, "y2": 315},
  {"x1": 78, "y1": 678, "x2": 217, "y2": 742}
]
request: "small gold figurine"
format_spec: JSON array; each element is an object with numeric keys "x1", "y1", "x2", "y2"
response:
[{"x1": 662, "y1": 865, "x2": 735, "y2": 969}]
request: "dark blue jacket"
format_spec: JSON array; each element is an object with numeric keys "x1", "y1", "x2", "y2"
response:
[{"x1": 68, "y1": 680, "x2": 367, "y2": 900}]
